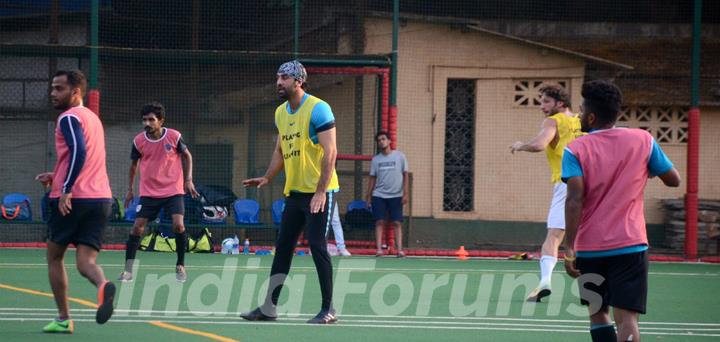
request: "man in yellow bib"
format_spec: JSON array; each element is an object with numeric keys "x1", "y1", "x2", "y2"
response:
[
  {"x1": 510, "y1": 84, "x2": 582, "y2": 302},
  {"x1": 241, "y1": 60, "x2": 339, "y2": 324}
]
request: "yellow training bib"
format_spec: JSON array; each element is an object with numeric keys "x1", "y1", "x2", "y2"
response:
[
  {"x1": 546, "y1": 112, "x2": 583, "y2": 183},
  {"x1": 274, "y1": 95, "x2": 339, "y2": 196}
]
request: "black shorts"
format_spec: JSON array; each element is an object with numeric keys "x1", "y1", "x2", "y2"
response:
[
  {"x1": 47, "y1": 199, "x2": 111, "y2": 251},
  {"x1": 576, "y1": 251, "x2": 648, "y2": 314},
  {"x1": 136, "y1": 195, "x2": 184, "y2": 221}
]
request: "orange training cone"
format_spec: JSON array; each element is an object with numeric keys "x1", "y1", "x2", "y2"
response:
[{"x1": 456, "y1": 246, "x2": 469, "y2": 260}]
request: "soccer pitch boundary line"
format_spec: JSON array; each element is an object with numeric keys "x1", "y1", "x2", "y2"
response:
[
  {"x1": 0, "y1": 284, "x2": 238, "y2": 342},
  {"x1": 0, "y1": 262, "x2": 717, "y2": 277},
  {"x1": 2, "y1": 307, "x2": 719, "y2": 327},
  {"x1": 4, "y1": 311, "x2": 720, "y2": 332},
  {"x1": 1, "y1": 315, "x2": 719, "y2": 337},
  {"x1": 2, "y1": 248, "x2": 719, "y2": 267}
]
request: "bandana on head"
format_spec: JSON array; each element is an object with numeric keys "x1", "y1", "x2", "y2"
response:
[{"x1": 277, "y1": 60, "x2": 307, "y2": 82}]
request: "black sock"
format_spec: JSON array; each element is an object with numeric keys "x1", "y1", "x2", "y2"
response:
[
  {"x1": 175, "y1": 232, "x2": 186, "y2": 266},
  {"x1": 590, "y1": 324, "x2": 617, "y2": 342},
  {"x1": 125, "y1": 234, "x2": 142, "y2": 272}
]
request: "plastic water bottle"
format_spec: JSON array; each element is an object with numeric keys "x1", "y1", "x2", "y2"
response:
[
  {"x1": 232, "y1": 235, "x2": 240, "y2": 255},
  {"x1": 243, "y1": 238, "x2": 250, "y2": 255}
]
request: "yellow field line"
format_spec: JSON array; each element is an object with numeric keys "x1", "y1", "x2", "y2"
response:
[
  {"x1": 0, "y1": 283, "x2": 239, "y2": 342},
  {"x1": 150, "y1": 321, "x2": 239, "y2": 342},
  {"x1": 0, "y1": 283, "x2": 97, "y2": 308}
]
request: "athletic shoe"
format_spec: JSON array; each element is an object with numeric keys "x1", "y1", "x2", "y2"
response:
[
  {"x1": 42, "y1": 318, "x2": 74, "y2": 333},
  {"x1": 508, "y1": 252, "x2": 530, "y2": 260},
  {"x1": 306, "y1": 308, "x2": 338, "y2": 324},
  {"x1": 396, "y1": 251, "x2": 406, "y2": 258},
  {"x1": 176, "y1": 265, "x2": 187, "y2": 283},
  {"x1": 96, "y1": 281, "x2": 116, "y2": 324},
  {"x1": 117, "y1": 271, "x2": 133, "y2": 283},
  {"x1": 526, "y1": 284, "x2": 552, "y2": 302},
  {"x1": 375, "y1": 250, "x2": 383, "y2": 257},
  {"x1": 338, "y1": 248, "x2": 352, "y2": 257},
  {"x1": 240, "y1": 306, "x2": 277, "y2": 321}
]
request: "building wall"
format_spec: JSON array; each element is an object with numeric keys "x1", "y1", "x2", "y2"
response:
[
  {"x1": 363, "y1": 18, "x2": 720, "y2": 224},
  {"x1": 645, "y1": 106, "x2": 720, "y2": 222},
  {"x1": 364, "y1": 18, "x2": 585, "y2": 221}
]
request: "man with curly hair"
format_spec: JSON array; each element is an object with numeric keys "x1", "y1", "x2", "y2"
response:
[{"x1": 510, "y1": 83, "x2": 582, "y2": 302}]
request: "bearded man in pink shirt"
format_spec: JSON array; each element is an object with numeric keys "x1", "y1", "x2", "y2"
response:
[
  {"x1": 35, "y1": 70, "x2": 116, "y2": 333},
  {"x1": 118, "y1": 102, "x2": 199, "y2": 283}
]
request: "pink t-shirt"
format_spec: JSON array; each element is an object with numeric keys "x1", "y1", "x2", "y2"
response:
[
  {"x1": 566, "y1": 128, "x2": 653, "y2": 251},
  {"x1": 133, "y1": 128, "x2": 185, "y2": 198},
  {"x1": 50, "y1": 106, "x2": 112, "y2": 199}
]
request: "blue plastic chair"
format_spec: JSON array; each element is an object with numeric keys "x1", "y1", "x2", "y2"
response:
[
  {"x1": 271, "y1": 199, "x2": 285, "y2": 225},
  {"x1": 233, "y1": 199, "x2": 261, "y2": 224},
  {"x1": 347, "y1": 199, "x2": 369, "y2": 212},
  {"x1": 124, "y1": 196, "x2": 140, "y2": 222},
  {"x1": 344, "y1": 199, "x2": 374, "y2": 230}
]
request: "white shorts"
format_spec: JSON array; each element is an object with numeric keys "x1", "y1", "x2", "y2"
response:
[{"x1": 547, "y1": 182, "x2": 567, "y2": 229}]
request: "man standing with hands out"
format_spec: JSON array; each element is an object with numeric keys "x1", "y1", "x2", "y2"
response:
[{"x1": 241, "y1": 60, "x2": 339, "y2": 324}]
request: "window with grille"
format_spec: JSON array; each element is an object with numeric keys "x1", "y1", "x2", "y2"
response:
[
  {"x1": 617, "y1": 106, "x2": 688, "y2": 144},
  {"x1": 513, "y1": 80, "x2": 568, "y2": 107},
  {"x1": 443, "y1": 79, "x2": 475, "y2": 212}
]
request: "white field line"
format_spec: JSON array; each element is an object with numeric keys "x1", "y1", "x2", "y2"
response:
[
  {"x1": 1, "y1": 307, "x2": 719, "y2": 327},
  {"x1": 1, "y1": 316, "x2": 720, "y2": 337},
  {"x1": 0, "y1": 262, "x2": 717, "y2": 277}
]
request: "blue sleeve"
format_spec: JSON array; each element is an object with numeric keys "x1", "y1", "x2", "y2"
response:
[
  {"x1": 561, "y1": 147, "x2": 583, "y2": 183},
  {"x1": 59, "y1": 116, "x2": 87, "y2": 194},
  {"x1": 177, "y1": 136, "x2": 188, "y2": 154},
  {"x1": 310, "y1": 101, "x2": 336, "y2": 133},
  {"x1": 131, "y1": 144, "x2": 141, "y2": 160},
  {"x1": 648, "y1": 139, "x2": 673, "y2": 176}
]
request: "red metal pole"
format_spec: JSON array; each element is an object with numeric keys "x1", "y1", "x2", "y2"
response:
[
  {"x1": 389, "y1": 106, "x2": 398, "y2": 149},
  {"x1": 337, "y1": 154, "x2": 373, "y2": 161},
  {"x1": 685, "y1": 107, "x2": 700, "y2": 259},
  {"x1": 303, "y1": 66, "x2": 396, "y2": 251},
  {"x1": 306, "y1": 67, "x2": 389, "y2": 75},
  {"x1": 87, "y1": 89, "x2": 100, "y2": 116},
  {"x1": 386, "y1": 224, "x2": 395, "y2": 254},
  {"x1": 381, "y1": 72, "x2": 389, "y2": 132}
]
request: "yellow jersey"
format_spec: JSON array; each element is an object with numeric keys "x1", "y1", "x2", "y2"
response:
[
  {"x1": 274, "y1": 95, "x2": 339, "y2": 196},
  {"x1": 546, "y1": 112, "x2": 582, "y2": 183}
]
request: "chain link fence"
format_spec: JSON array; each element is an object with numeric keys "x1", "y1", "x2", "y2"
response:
[{"x1": 1, "y1": 1, "x2": 717, "y2": 254}]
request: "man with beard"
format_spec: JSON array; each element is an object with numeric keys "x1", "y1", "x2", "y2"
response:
[
  {"x1": 563, "y1": 80, "x2": 680, "y2": 342},
  {"x1": 118, "y1": 101, "x2": 199, "y2": 283},
  {"x1": 509, "y1": 84, "x2": 582, "y2": 302},
  {"x1": 35, "y1": 70, "x2": 115, "y2": 333},
  {"x1": 241, "y1": 60, "x2": 339, "y2": 324}
]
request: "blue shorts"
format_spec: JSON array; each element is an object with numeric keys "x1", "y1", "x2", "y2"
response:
[{"x1": 371, "y1": 196, "x2": 403, "y2": 222}]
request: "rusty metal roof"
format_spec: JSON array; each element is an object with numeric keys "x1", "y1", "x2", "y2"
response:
[{"x1": 533, "y1": 37, "x2": 720, "y2": 106}]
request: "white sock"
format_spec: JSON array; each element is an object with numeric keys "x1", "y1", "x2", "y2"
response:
[{"x1": 539, "y1": 255, "x2": 557, "y2": 286}]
